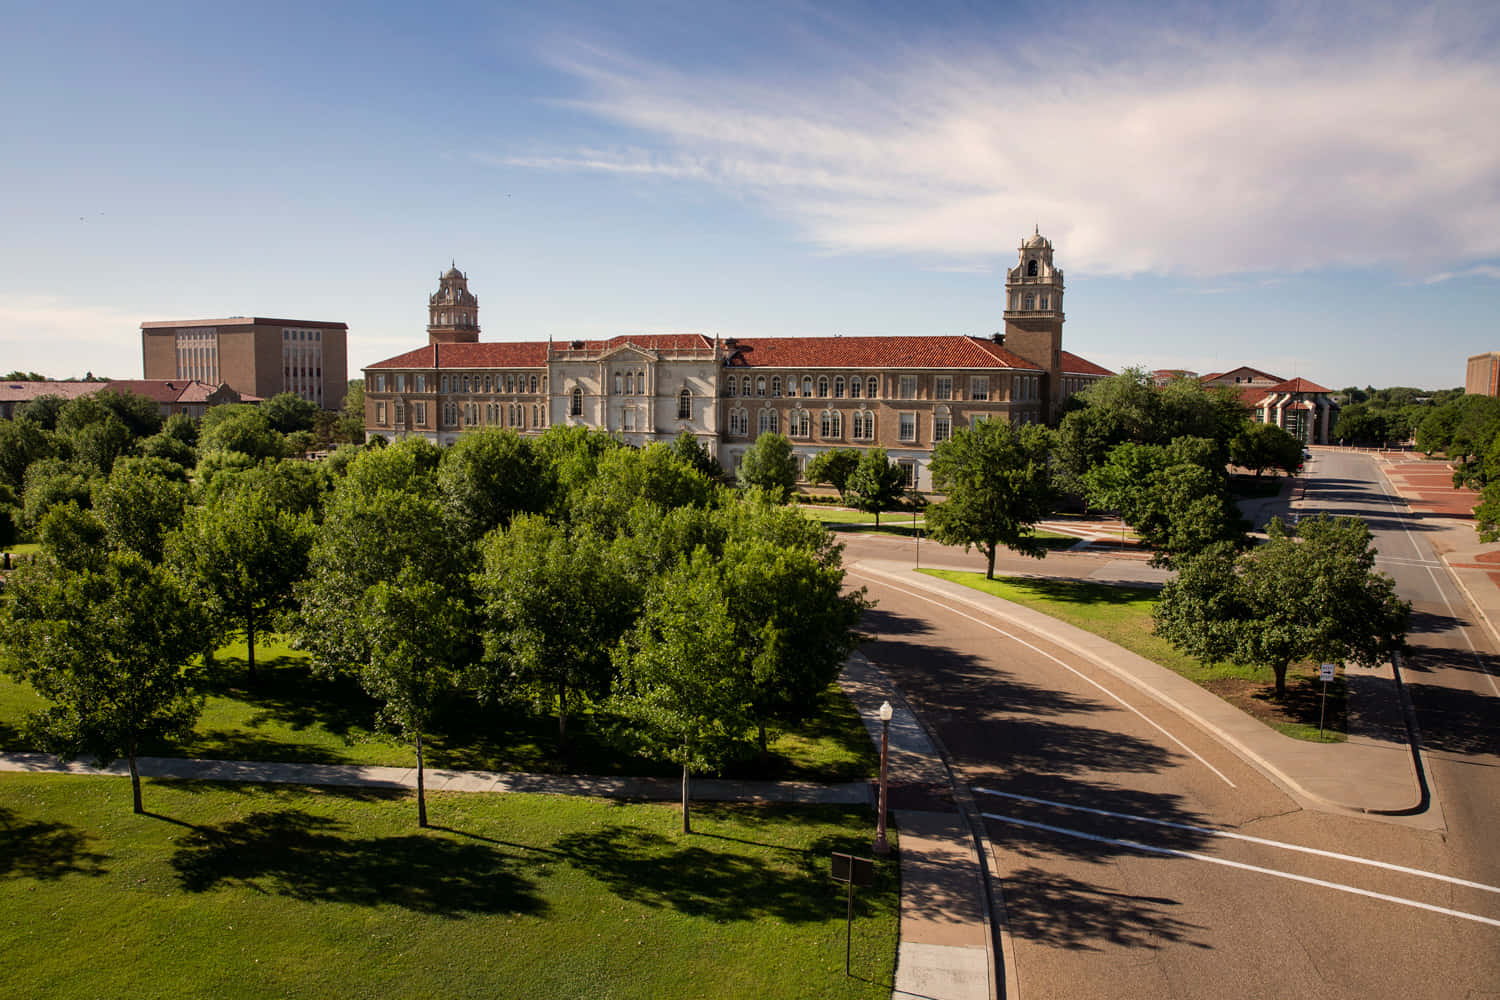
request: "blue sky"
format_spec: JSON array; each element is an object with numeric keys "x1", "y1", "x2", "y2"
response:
[{"x1": 3, "y1": 0, "x2": 1498, "y2": 390}]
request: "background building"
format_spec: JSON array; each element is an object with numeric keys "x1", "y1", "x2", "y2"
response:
[
  {"x1": 1466, "y1": 352, "x2": 1500, "y2": 397},
  {"x1": 0, "y1": 378, "x2": 248, "y2": 421},
  {"x1": 141, "y1": 317, "x2": 348, "y2": 410},
  {"x1": 1202, "y1": 366, "x2": 1339, "y2": 444},
  {"x1": 364, "y1": 236, "x2": 1112, "y2": 490}
]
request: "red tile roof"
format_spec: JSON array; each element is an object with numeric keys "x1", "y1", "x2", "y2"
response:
[
  {"x1": 0, "y1": 381, "x2": 102, "y2": 404},
  {"x1": 1200, "y1": 365, "x2": 1284, "y2": 386},
  {"x1": 726, "y1": 336, "x2": 1042, "y2": 370},
  {"x1": 1266, "y1": 377, "x2": 1332, "y2": 394},
  {"x1": 1063, "y1": 352, "x2": 1113, "y2": 376},
  {"x1": 141, "y1": 317, "x2": 348, "y2": 330},
  {"x1": 367, "y1": 342, "x2": 550, "y2": 369}
]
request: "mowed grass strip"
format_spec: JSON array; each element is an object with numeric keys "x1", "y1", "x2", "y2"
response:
[
  {"x1": 1, "y1": 636, "x2": 879, "y2": 781},
  {"x1": 0, "y1": 773, "x2": 898, "y2": 1000},
  {"x1": 919, "y1": 569, "x2": 1345, "y2": 742}
]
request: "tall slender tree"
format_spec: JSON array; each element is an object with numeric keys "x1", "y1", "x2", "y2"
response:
[{"x1": 927, "y1": 421, "x2": 1056, "y2": 578}]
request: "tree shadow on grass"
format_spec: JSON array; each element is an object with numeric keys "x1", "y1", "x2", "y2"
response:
[
  {"x1": 170, "y1": 809, "x2": 547, "y2": 918},
  {"x1": 202, "y1": 653, "x2": 380, "y2": 739},
  {"x1": 551, "y1": 813, "x2": 895, "y2": 924},
  {"x1": 0, "y1": 806, "x2": 109, "y2": 880}
]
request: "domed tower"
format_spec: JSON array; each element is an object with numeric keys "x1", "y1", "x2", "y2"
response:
[
  {"x1": 427, "y1": 265, "x2": 480, "y2": 345},
  {"x1": 1003, "y1": 227, "x2": 1065, "y2": 421}
]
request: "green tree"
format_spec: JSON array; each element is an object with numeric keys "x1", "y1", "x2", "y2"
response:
[
  {"x1": 1230, "y1": 421, "x2": 1304, "y2": 477},
  {"x1": 927, "y1": 421, "x2": 1056, "y2": 578},
  {"x1": 611, "y1": 550, "x2": 754, "y2": 834},
  {"x1": 199, "y1": 406, "x2": 286, "y2": 462},
  {"x1": 0, "y1": 418, "x2": 50, "y2": 489},
  {"x1": 735, "y1": 432, "x2": 798, "y2": 501},
  {"x1": 69, "y1": 416, "x2": 133, "y2": 476},
  {"x1": 476, "y1": 516, "x2": 636, "y2": 747},
  {"x1": 437, "y1": 428, "x2": 549, "y2": 542},
  {"x1": 20, "y1": 458, "x2": 93, "y2": 531},
  {"x1": 844, "y1": 447, "x2": 906, "y2": 526},
  {"x1": 1153, "y1": 516, "x2": 1409, "y2": 698},
  {"x1": 168, "y1": 486, "x2": 315, "y2": 682},
  {"x1": 162, "y1": 412, "x2": 199, "y2": 447},
  {"x1": 14, "y1": 394, "x2": 68, "y2": 430},
  {"x1": 35, "y1": 501, "x2": 107, "y2": 572},
  {"x1": 336, "y1": 379, "x2": 366, "y2": 444},
  {"x1": 572, "y1": 443, "x2": 720, "y2": 537},
  {"x1": 139, "y1": 431, "x2": 198, "y2": 470},
  {"x1": 96, "y1": 389, "x2": 164, "y2": 440},
  {"x1": 805, "y1": 447, "x2": 862, "y2": 501},
  {"x1": 532, "y1": 424, "x2": 620, "y2": 516},
  {"x1": 358, "y1": 568, "x2": 472, "y2": 828},
  {"x1": 92, "y1": 457, "x2": 191, "y2": 563},
  {"x1": 261, "y1": 392, "x2": 320, "y2": 435},
  {"x1": 670, "y1": 430, "x2": 724, "y2": 481},
  {"x1": 1084, "y1": 439, "x2": 1242, "y2": 568},
  {"x1": 1, "y1": 550, "x2": 204, "y2": 814}
]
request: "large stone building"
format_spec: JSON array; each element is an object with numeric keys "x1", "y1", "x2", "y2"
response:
[
  {"x1": 1466, "y1": 352, "x2": 1500, "y2": 397},
  {"x1": 363, "y1": 234, "x2": 1111, "y2": 490},
  {"x1": 141, "y1": 316, "x2": 349, "y2": 410},
  {"x1": 1201, "y1": 366, "x2": 1340, "y2": 444}
]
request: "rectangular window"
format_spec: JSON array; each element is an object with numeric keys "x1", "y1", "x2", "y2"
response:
[
  {"x1": 395, "y1": 374, "x2": 407, "y2": 393},
  {"x1": 623, "y1": 409, "x2": 636, "y2": 432},
  {"x1": 935, "y1": 376, "x2": 953, "y2": 400},
  {"x1": 375, "y1": 401, "x2": 387, "y2": 425},
  {"x1": 414, "y1": 402, "x2": 427, "y2": 425},
  {"x1": 415, "y1": 374, "x2": 427, "y2": 393},
  {"x1": 933, "y1": 414, "x2": 951, "y2": 442},
  {"x1": 899, "y1": 375, "x2": 917, "y2": 400},
  {"x1": 394, "y1": 402, "x2": 405, "y2": 426},
  {"x1": 970, "y1": 376, "x2": 989, "y2": 401},
  {"x1": 375, "y1": 374, "x2": 386, "y2": 392},
  {"x1": 899, "y1": 412, "x2": 917, "y2": 442},
  {"x1": 898, "y1": 460, "x2": 917, "y2": 489}
]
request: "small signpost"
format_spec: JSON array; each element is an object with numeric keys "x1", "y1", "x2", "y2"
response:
[
  {"x1": 1318, "y1": 662, "x2": 1336, "y2": 736},
  {"x1": 831, "y1": 852, "x2": 874, "y2": 976}
]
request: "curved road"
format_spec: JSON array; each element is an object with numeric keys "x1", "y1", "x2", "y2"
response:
[{"x1": 837, "y1": 455, "x2": 1500, "y2": 1000}]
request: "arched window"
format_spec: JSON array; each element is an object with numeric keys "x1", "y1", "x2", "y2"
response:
[
  {"x1": 506, "y1": 375, "x2": 515, "y2": 393},
  {"x1": 802, "y1": 376, "x2": 813, "y2": 396},
  {"x1": 821, "y1": 410, "x2": 843, "y2": 438},
  {"x1": 570, "y1": 386, "x2": 583, "y2": 416},
  {"x1": 742, "y1": 376, "x2": 752, "y2": 397},
  {"x1": 866, "y1": 376, "x2": 879, "y2": 398},
  {"x1": 834, "y1": 377, "x2": 845, "y2": 398},
  {"x1": 758, "y1": 409, "x2": 779, "y2": 435},
  {"x1": 771, "y1": 376, "x2": 782, "y2": 397},
  {"x1": 756, "y1": 376, "x2": 767, "y2": 397},
  {"x1": 790, "y1": 409, "x2": 810, "y2": 437},
  {"x1": 678, "y1": 387, "x2": 692, "y2": 419},
  {"x1": 614, "y1": 371, "x2": 623, "y2": 395},
  {"x1": 530, "y1": 375, "x2": 538, "y2": 393},
  {"x1": 625, "y1": 372, "x2": 634, "y2": 395},
  {"x1": 786, "y1": 377, "x2": 797, "y2": 397},
  {"x1": 1027, "y1": 259, "x2": 1038, "y2": 277},
  {"x1": 817, "y1": 376, "x2": 829, "y2": 397},
  {"x1": 726, "y1": 377, "x2": 737, "y2": 397},
  {"x1": 850, "y1": 376, "x2": 862, "y2": 399}
]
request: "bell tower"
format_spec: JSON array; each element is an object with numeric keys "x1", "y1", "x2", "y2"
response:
[
  {"x1": 428, "y1": 265, "x2": 480, "y2": 345},
  {"x1": 1002, "y1": 228, "x2": 1065, "y2": 422}
]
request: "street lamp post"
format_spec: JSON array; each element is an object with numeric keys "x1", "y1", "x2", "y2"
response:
[{"x1": 874, "y1": 700, "x2": 893, "y2": 854}]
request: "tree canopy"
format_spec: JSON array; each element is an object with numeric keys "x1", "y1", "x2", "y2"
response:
[
  {"x1": 927, "y1": 420, "x2": 1056, "y2": 577},
  {"x1": 734, "y1": 432, "x2": 798, "y2": 501}
]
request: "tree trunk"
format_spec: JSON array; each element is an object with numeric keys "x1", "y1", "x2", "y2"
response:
[
  {"x1": 557, "y1": 681, "x2": 568, "y2": 750},
  {"x1": 416, "y1": 731, "x2": 428, "y2": 828},
  {"x1": 1273, "y1": 662, "x2": 1288, "y2": 699},
  {"x1": 681, "y1": 761, "x2": 691, "y2": 835},
  {"x1": 758, "y1": 722, "x2": 768, "y2": 769},
  {"x1": 246, "y1": 611, "x2": 257, "y2": 684},
  {"x1": 986, "y1": 545, "x2": 997, "y2": 580},
  {"x1": 128, "y1": 752, "x2": 143, "y2": 815}
]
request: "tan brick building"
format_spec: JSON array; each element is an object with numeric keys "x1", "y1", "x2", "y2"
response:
[
  {"x1": 364, "y1": 234, "x2": 1111, "y2": 489},
  {"x1": 1466, "y1": 352, "x2": 1500, "y2": 397},
  {"x1": 141, "y1": 316, "x2": 348, "y2": 411}
]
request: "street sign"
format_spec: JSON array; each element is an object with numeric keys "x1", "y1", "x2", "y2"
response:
[
  {"x1": 1320, "y1": 662, "x2": 1336, "y2": 682},
  {"x1": 831, "y1": 852, "x2": 873, "y2": 887}
]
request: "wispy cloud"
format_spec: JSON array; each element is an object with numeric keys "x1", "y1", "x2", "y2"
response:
[
  {"x1": 1424, "y1": 264, "x2": 1500, "y2": 284},
  {"x1": 514, "y1": 5, "x2": 1500, "y2": 279}
]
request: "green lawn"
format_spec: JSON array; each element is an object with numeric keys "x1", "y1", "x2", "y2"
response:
[
  {"x1": 920, "y1": 569, "x2": 1345, "y2": 742},
  {"x1": 1, "y1": 636, "x2": 879, "y2": 781},
  {"x1": 0, "y1": 773, "x2": 898, "y2": 1000}
]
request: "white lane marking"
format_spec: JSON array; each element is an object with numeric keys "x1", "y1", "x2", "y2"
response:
[
  {"x1": 983, "y1": 811, "x2": 1500, "y2": 929},
  {"x1": 975, "y1": 787, "x2": 1500, "y2": 896},
  {"x1": 850, "y1": 570, "x2": 1237, "y2": 788},
  {"x1": 1366, "y1": 460, "x2": 1500, "y2": 699}
]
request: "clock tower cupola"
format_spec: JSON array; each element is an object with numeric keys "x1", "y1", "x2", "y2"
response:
[{"x1": 428, "y1": 264, "x2": 480, "y2": 346}]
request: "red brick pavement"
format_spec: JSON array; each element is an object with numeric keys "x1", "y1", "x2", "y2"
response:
[{"x1": 1381, "y1": 459, "x2": 1479, "y2": 517}]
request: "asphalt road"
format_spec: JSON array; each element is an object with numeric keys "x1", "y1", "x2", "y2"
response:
[{"x1": 836, "y1": 468, "x2": 1500, "y2": 999}]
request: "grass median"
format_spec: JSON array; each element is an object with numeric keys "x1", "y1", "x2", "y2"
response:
[
  {"x1": 0, "y1": 773, "x2": 898, "y2": 1000},
  {"x1": 920, "y1": 569, "x2": 1346, "y2": 742}
]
